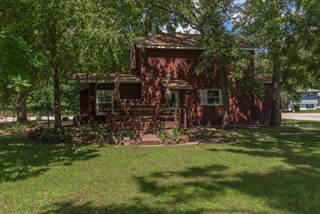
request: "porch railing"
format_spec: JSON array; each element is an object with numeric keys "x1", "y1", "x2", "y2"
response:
[{"x1": 105, "y1": 107, "x2": 187, "y2": 133}]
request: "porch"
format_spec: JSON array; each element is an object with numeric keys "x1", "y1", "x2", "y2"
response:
[
  {"x1": 103, "y1": 107, "x2": 187, "y2": 133},
  {"x1": 73, "y1": 72, "x2": 191, "y2": 132}
]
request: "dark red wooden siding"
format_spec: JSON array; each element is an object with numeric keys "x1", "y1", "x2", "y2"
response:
[{"x1": 136, "y1": 47, "x2": 271, "y2": 126}]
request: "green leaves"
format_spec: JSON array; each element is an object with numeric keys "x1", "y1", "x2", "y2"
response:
[
  {"x1": 7, "y1": 75, "x2": 32, "y2": 94},
  {"x1": 0, "y1": 31, "x2": 35, "y2": 105},
  {"x1": 239, "y1": 0, "x2": 320, "y2": 93}
]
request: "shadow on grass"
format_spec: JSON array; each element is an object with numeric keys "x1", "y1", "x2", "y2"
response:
[
  {"x1": 0, "y1": 136, "x2": 99, "y2": 182},
  {"x1": 40, "y1": 165, "x2": 317, "y2": 213},
  {"x1": 40, "y1": 126, "x2": 320, "y2": 213},
  {"x1": 209, "y1": 127, "x2": 320, "y2": 169},
  {"x1": 131, "y1": 127, "x2": 320, "y2": 213},
  {"x1": 40, "y1": 199, "x2": 206, "y2": 214},
  {"x1": 204, "y1": 127, "x2": 320, "y2": 213},
  {"x1": 133, "y1": 166, "x2": 320, "y2": 213},
  {"x1": 41, "y1": 196, "x2": 262, "y2": 214}
]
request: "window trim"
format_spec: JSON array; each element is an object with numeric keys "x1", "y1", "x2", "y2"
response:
[
  {"x1": 201, "y1": 89, "x2": 223, "y2": 106},
  {"x1": 96, "y1": 90, "x2": 114, "y2": 115}
]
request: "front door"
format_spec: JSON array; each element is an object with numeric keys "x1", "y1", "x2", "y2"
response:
[{"x1": 169, "y1": 90, "x2": 180, "y2": 108}]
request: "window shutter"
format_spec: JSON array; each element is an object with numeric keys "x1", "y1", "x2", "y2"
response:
[{"x1": 200, "y1": 89, "x2": 207, "y2": 106}]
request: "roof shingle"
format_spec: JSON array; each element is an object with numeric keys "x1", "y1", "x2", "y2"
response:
[{"x1": 137, "y1": 33, "x2": 200, "y2": 48}]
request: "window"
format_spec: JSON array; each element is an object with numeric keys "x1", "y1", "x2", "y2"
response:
[
  {"x1": 307, "y1": 92, "x2": 315, "y2": 98},
  {"x1": 96, "y1": 90, "x2": 113, "y2": 114},
  {"x1": 200, "y1": 89, "x2": 222, "y2": 106},
  {"x1": 306, "y1": 104, "x2": 314, "y2": 109},
  {"x1": 207, "y1": 90, "x2": 221, "y2": 105}
]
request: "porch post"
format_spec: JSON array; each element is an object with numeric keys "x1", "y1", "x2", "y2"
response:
[
  {"x1": 174, "y1": 108, "x2": 177, "y2": 124},
  {"x1": 183, "y1": 108, "x2": 187, "y2": 129}
]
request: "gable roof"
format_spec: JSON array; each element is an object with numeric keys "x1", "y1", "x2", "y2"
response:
[
  {"x1": 136, "y1": 33, "x2": 256, "y2": 50},
  {"x1": 136, "y1": 33, "x2": 200, "y2": 49}
]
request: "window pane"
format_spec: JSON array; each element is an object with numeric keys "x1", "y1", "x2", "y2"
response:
[
  {"x1": 100, "y1": 95, "x2": 112, "y2": 103},
  {"x1": 97, "y1": 91, "x2": 112, "y2": 103},
  {"x1": 97, "y1": 90, "x2": 113, "y2": 113},
  {"x1": 207, "y1": 90, "x2": 219, "y2": 97},
  {"x1": 208, "y1": 98, "x2": 219, "y2": 104},
  {"x1": 97, "y1": 103, "x2": 112, "y2": 112}
]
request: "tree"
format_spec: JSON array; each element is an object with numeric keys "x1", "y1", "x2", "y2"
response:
[
  {"x1": 75, "y1": 0, "x2": 146, "y2": 74},
  {"x1": 240, "y1": 0, "x2": 320, "y2": 127},
  {"x1": 240, "y1": 0, "x2": 284, "y2": 127},
  {"x1": 293, "y1": 0, "x2": 320, "y2": 86},
  {"x1": 0, "y1": 0, "x2": 44, "y2": 122},
  {"x1": 32, "y1": 0, "x2": 86, "y2": 129},
  {"x1": 31, "y1": 0, "x2": 151, "y2": 129},
  {"x1": 0, "y1": 31, "x2": 39, "y2": 122}
]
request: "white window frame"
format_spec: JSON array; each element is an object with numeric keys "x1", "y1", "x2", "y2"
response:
[
  {"x1": 200, "y1": 89, "x2": 222, "y2": 106},
  {"x1": 96, "y1": 90, "x2": 114, "y2": 115}
]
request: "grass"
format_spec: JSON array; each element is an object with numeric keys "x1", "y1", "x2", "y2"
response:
[{"x1": 1, "y1": 121, "x2": 320, "y2": 213}]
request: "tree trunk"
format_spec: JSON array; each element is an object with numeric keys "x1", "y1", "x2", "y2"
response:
[
  {"x1": 220, "y1": 63, "x2": 231, "y2": 129},
  {"x1": 53, "y1": 66, "x2": 62, "y2": 129},
  {"x1": 270, "y1": 53, "x2": 282, "y2": 127},
  {"x1": 270, "y1": 0, "x2": 282, "y2": 127},
  {"x1": 17, "y1": 94, "x2": 27, "y2": 123},
  {"x1": 47, "y1": 103, "x2": 50, "y2": 127}
]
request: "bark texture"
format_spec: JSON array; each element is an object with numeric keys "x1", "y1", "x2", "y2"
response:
[
  {"x1": 17, "y1": 94, "x2": 27, "y2": 123},
  {"x1": 270, "y1": 0, "x2": 282, "y2": 127},
  {"x1": 270, "y1": 53, "x2": 282, "y2": 127},
  {"x1": 220, "y1": 63, "x2": 231, "y2": 129},
  {"x1": 53, "y1": 66, "x2": 62, "y2": 129}
]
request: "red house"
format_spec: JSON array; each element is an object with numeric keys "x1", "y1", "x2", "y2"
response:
[{"x1": 74, "y1": 33, "x2": 271, "y2": 128}]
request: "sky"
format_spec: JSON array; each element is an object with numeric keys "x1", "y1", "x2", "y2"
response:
[
  {"x1": 175, "y1": 0, "x2": 247, "y2": 34},
  {"x1": 234, "y1": 0, "x2": 246, "y2": 6}
]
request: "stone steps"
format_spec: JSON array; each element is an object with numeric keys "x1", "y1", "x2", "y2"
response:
[{"x1": 140, "y1": 134, "x2": 161, "y2": 145}]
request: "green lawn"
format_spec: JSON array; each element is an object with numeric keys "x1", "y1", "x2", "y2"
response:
[{"x1": 1, "y1": 122, "x2": 320, "y2": 213}]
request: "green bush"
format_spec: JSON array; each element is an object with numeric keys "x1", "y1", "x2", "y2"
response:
[
  {"x1": 0, "y1": 122, "x2": 37, "y2": 132},
  {"x1": 157, "y1": 128, "x2": 185, "y2": 142},
  {"x1": 293, "y1": 105, "x2": 300, "y2": 112}
]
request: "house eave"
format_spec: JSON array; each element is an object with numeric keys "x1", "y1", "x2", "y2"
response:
[
  {"x1": 136, "y1": 45, "x2": 257, "y2": 51},
  {"x1": 72, "y1": 73, "x2": 141, "y2": 84},
  {"x1": 136, "y1": 44, "x2": 201, "y2": 50},
  {"x1": 74, "y1": 79, "x2": 141, "y2": 84}
]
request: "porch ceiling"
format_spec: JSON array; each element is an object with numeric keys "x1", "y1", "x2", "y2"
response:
[{"x1": 162, "y1": 79, "x2": 193, "y2": 90}]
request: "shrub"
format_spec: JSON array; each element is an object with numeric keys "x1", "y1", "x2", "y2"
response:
[
  {"x1": 156, "y1": 128, "x2": 187, "y2": 144},
  {"x1": 0, "y1": 122, "x2": 37, "y2": 133}
]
